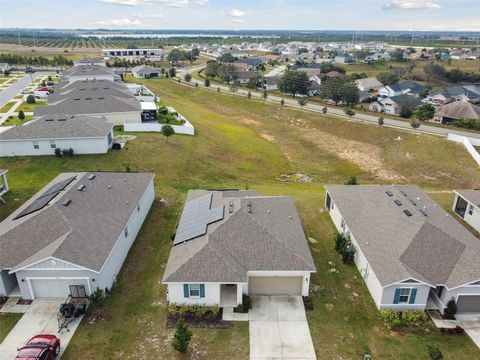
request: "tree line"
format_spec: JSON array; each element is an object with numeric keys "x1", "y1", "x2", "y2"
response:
[{"x1": 0, "y1": 54, "x2": 73, "y2": 66}]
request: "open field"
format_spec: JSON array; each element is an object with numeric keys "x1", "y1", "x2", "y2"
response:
[{"x1": 0, "y1": 78, "x2": 479, "y2": 359}]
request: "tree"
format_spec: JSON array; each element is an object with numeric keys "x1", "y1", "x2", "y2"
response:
[
  {"x1": 344, "y1": 107, "x2": 355, "y2": 118},
  {"x1": 397, "y1": 96, "x2": 418, "y2": 118},
  {"x1": 247, "y1": 91, "x2": 252, "y2": 99},
  {"x1": 423, "y1": 63, "x2": 446, "y2": 81},
  {"x1": 191, "y1": 48, "x2": 200, "y2": 57},
  {"x1": 204, "y1": 78, "x2": 210, "y2": 87},
  {"x1": 410, "y1": 120, "x2": 421, "y2": 129},
  {"x1": 378, "y1": 116, "x2": 384, "y2": 126},
  {"x1": 377, "y1": 71, "x2": 398, "y2": 85},
  {"x1": 26, "y1": 95, "x2": 36, "y2": 104},
  {"x1": 172, "y1": 319, "x2": 192, "y2": 353},
  {"x1": 415, "y1": 103, "x2": 435, "y2": 121},
  {"x1": 322, "y1": 107, "x2": 327, "y2": 114},
  {"x1": 320, "y1": 77, "x2": 344, "y2": 105},
  {"x1": 262, "y1": 90, "x2": 268, "y2": 99},
  {"x1": 161, "y1": 124, "x2": 175, "y2": 141},
  {"x1": 345, "y1": 176, "x2": 358, "y2": 185},
  {"x1": 168, "y1": 68, "x2": 176, "y2": 78},
  {"x1": 18, "y1": 110, "x2": 25, "y2": 121},
  {"x1": 280, "y1": 99, "x2": 285, "y2": 106},
  {"x1": 205, "y1": 60, "x2": 220, "y2": 78},
  {"x1": 278, "y1": 70, "x2": 310, "y2": 97},
  {"x1": 218, "y1": 52, "x2": 235, "y2": 63},
  {"x1": 444, "y1": 299, "x2": 457, "y2": 320},
  {"x1": 3, "y1": 69, "x2": 10, "y2": 77},
  {"x1": 426, "y1": 344, "x2": 443, "y2": 360},
  {"x1": 298, "y1": 98, "x2": 307, "y2": 107},
  {"x1": 184, "y1": 73, "x2": 192, "y2": 82},
  {"x1": 340, "y1": 82, "x2": 360, "y2": 106},
  {"x1": 391, "y1": 48, "x2": 405, "y2": 62},
  {"x1": 218, "y1": 63, "x2": 237, "y2": 84},
  {"x1": 48, "y1": 75, "x2": 52, "y2": 81},
  {"x1": 246, "y1": 75, "x2": 263, "y2": 89}
]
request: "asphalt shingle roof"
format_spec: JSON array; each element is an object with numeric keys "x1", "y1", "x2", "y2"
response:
[
  {"x1": 455, "y1": 190, "x2": 480, "y2": 208},
  {"x1": 163, "y1": 191, "x2": 316, "y2": 283},
  {"x1": 325, "y1": 185, "x2": 480, "y2": 288},
  {"x1": 0, "y1": 172, "x2": 154, "y2": 272},
  {"x1": 435, "y1": 102, "x2": 480, "y2": 119}
]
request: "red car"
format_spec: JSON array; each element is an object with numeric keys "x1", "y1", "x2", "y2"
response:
[{"x1": 16, "y1": 334, "x2": 60, "y2": 359}]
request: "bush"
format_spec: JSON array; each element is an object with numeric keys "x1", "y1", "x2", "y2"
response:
[
  {"x1": 298, "y1": 98, "x2": 307, "y2": 106},
  {"x1": 345, "y1": 176, "x2": 358, "y2": 185},
  {"x1": 454, "y1": 118, "x2": 480, "y2": 130},
  {"x1": 18, "y1": 110, "x2": 25, "y2": 121},
  {"x1": 303, "y1": 296, "x2": 314, "y2": 311},
  {"x1": 280, "y1": 99, "x2": 285, "y2": 105},
  {"x1": 68, "y1": 148, "x2": 74, "y2": 157},
  {"x1": 89, "y1": 288, "x2": 106, "y2": 306},
  {"x1": 410, "y1": 120, "x2": 421, "y2": 129},
  {"x1": 234, "y1": 294, "x2": 252, "y2": 313},
  {"x1": 184, "y1": 73, "x2": 192, "y2": 82},
  {"x1": 168, "y1": 304, "x2": 220, "y2": 318},
  {"x1": 380, "y1": 310, "x2": 402, "y2": 330},
  {"x1": 172, "y1": 319, "x2": 192, "y2": 353},
  {"x1": 204, "y1": 78, "x2": 210, "y2": 87},
  {"x1": 334, "y1": 232, "x2": 356, "y2": 264},
  {"x1": 444, "y1": 299, "x2": 457, "y2": 319},
  {"x1": 378, "y1": 116, "x2": 384, "y2": 126},
  {"x1": 322, "y1": 106, "x2": 327, "y2": 114},
  {"x1": 426, "y1": 344, "x2": 443, "y2": 360},
  {"x1": 54, "y1": 148, "x2": 61, "y2": 157},
  {"x1": 402, "y1": 310, "x2": 428, "y2": 327},
  {"x1": 26, "y1": 95, "x2": 36, "y2": 104}
]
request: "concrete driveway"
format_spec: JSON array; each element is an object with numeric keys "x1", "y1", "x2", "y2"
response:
[
  {"x1": 456, "y1": 314, "x2": 480, "y2": 349},
  {"x1": 0, "y1": 299, "x2": 83, "y2": 359},
  {"x1": 249, "y1": 296, "x2": 316, "y2": 360}
]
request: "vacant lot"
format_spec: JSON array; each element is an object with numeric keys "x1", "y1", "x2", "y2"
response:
[{"x1": 1, "y1": 78, "x2": 479, "y2": 359}]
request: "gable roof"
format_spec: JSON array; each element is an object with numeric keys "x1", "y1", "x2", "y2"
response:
[
  {"x1": 0, "y1": 114, "x2": 113, "y2": 141},
  {"x1": 355, "y1": 77, "x2": 383, "y2": 89},
  {"x1": 325, "y1": 185, "x2": 480, "y2": 288},
  {"x1": 388, "y1": 81, "x2": 427, "y2": 94},
  {"x1": 0, "y1": 172, "x2": 154, "y2": 272},
  {"x1": 132, "y1": 65, "x2": 160, "y2": 74},
  {"x1": 436, "y1": 101, "x2": 480, "y2": 119},
  {"x1": 62, "y1": 64, "x2": 116, "y2": 78},
  {"x1": 163, "y1": 190, "x2": 316, "y2": 283}
]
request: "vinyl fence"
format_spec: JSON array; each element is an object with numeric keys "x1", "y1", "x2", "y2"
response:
[{"x1": 446, "y1": 133, "x2": 480, "y2": 166}]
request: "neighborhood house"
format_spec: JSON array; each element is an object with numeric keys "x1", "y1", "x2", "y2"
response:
[{"x1": 453, "y1": 190, "x2": 480, "y2": 233}]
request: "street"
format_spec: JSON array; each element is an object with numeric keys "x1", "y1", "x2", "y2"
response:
[{"x1": 0, "y1": 73, "x2": 41, "y2": 108}]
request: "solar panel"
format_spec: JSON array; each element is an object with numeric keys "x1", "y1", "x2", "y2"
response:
[
  {"x1": 42, "y1": 176, "x2": 76, "y2": 197},
  {"x1": 174, "y1": 193, "x2": 224, "y2": 245},
  {"x1": 14, "y1": 192, "x2": 60, "y2": 219}
]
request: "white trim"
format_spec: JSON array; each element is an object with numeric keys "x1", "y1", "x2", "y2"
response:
[
  {"x1": 443, "y1": 279, "x2": 480, "y2": 291},
  {"x1": 456, "y1": 293, "x2": 480, "y2": 303},
  {"x1": 382, "y1": 303, "x2": 427, "y2": 307},
  {"x1": 430, "y1": 290, "x2": 446, "y2": 308},
  {"x1": 25, "y1": 276, "x2": 91, "y2": 300},
  {"x1": 384, "y1": 277, "x2": 435, "y2": 289}
]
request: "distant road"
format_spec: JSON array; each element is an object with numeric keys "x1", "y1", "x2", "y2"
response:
[
  {"x1": 0, "y1": 73, "x2": 41, "y2": 108},
  {"x1": 178, "y1": 65, "x2": 480, "y2": 140}
]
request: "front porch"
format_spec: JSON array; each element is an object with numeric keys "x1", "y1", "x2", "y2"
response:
[{"x1": 220, "y1": 284, "x2": 239, "y2": 308}]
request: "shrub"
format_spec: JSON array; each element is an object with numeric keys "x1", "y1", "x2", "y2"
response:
[
  {"x1": 334, "y1": 232, "x2": 356, "y2": 264},
  {"x1": 234, "y1": 294, "x2": 252, "y2": 313},
  {"x1": 322, "y1": 106, "x2": 327, "y2": 114},
  {"x1": 54, "y1": 148, "x2": 61, "y2": 157},
  {"x1": 298, "y1": 98, "x2": 307, "y2": 107},
  {"x1": 280, "y1": 99, "x2": 285, "y2": 105},
  {"x1": 402, "y1": 310, "x2": 428, "y2": 327},
  {"x1": 444, "y1": 299, "x2": 457, "y2": 319},
  {"x1": 303, "y1": 296, "x2": 314, "y2": 311},
  {"x1": 426, "y1": 344, "x2": 443, "y2": 360},
  {"x1": 168, "y1": 304, "x2": 220, "y2": 318},
  {"x1": 410, "y1": 120, "x2": 421, "y2": 129},
  {"x1": 18, "y1": 110, "x2": 25, "y2": 121},
  {"x1": 204, "y1": 78, "x2": 210, "y2": 87},
  {"x1": 184, "y1": 73, "x2": 192, "y2": 82},
  {"x1": 247, "y1": 91, "x2": 252, "y2": 99},
  {"x1": 89, "y1": 288, "x2": 106, "y2": 306},
  {"x1": 344, "y1": 107, "x2": 355, "y2": 117},
  {"x1": 68, "y1": 148, "x2": 74, "y2": 157},
  {"x1": 454, "y1": 118, "x2": 480, "y2": 130},
  {"x1": 334, "y1": 232, "x2": 347, "y2": 254},
  {"x1": 380, "y1": 309, "x2": 402, "y2": 330},
  {"x1": 345, "y1": 176, "x2": 358, "y2": 185},
  {"x1": 378, "y1": 116, "x2": 384, "y2": 126},
  {"x1": 26, "y1": 95, "x2": 36, "y2": 104},
  {"x1": 172, "y1": 319, "x2": 192, "y2": 353}
]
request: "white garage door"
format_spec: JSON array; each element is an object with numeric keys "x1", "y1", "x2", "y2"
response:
[
  {"x1": 457, "y1": 295, "x2": 480, "y2": 313},
  {"x1": 30, "y1": 279, "x2": 88, "y2": 299},
  {"x1": 249, "y1": 276, "x2": 303, "y2": 295}
]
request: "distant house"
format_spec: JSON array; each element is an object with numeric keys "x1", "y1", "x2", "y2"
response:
[
  {"x1": 236, "y1": 57, "x2": 267, "y2": 68},
  {"x1": 263, "y1": 76, "x2": 280, "y2": 91},
  {"x1": 426, "y1": 85, "x2": 480, "y2": 105},
  {"x1": 453, "y1": 190, "x2": 480, "y2": 233},
  {"x1": 378, "y1": 80, "x2": 428, "y2": 98},
  {"x1": 334, "y1": 54, "x2": 354, "y2": 64},
  {"x1": 355, "y1": 77, "x2": 383, "y2": 92},
  {"x1": 0, "y1": 114, "x2": 114, "y2": 157},
  {"x1": 73, "y1": 58, "x2": 106, "y2": 67},
  {"x1": 325, "y1": 185, "x2": 480, "y2": 314},
  {"x1": 432, "y1": 102, "x2": 480, "y2": 124},
  {"x1": 163, "y1": 190, "x2": 316, "y2": 307},
  {"x1": 61, "y1": 64, "x2": 119, "y2": 83},
  {"x1": 369, "y1": 95, "x2": 422, "y2": 115},
  {"x1": 132, "y1": 65, "x2": 161, "y2": 79},
  {"x1": 0, "y1": 172, "x2": 155, "y2": 299},
  {"x1": 234, "y1": 71, "x2": 260, "y2": 84}
]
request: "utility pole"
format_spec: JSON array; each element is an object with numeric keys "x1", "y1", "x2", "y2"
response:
[{"x1": 17, "y1": 30, "x2": 21, "y2": 45}]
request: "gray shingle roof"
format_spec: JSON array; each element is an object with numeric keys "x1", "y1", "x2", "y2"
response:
[
  {"x1": 0, "y1": 114, "x2": 113, "y2": 141},
  {"x1": 325, "y1": 185, "x2": 480, "y2": 288},
  {"x1": 455, "y1": 190, "x2": 480, "y2": 209},
  {"x1": 163, "y1": 191, "x2": 316, "y2": 283},
  {"x1": 49, "y1": 79, "x2": 133, "y2": 103},
  {"x1": 62, "y1": 65, "x2": 116, "y2": 77},
  {"x1": 0, "y1": 172, "x2": 154, "y2": 272},
  {"x1": 132, "y1": 65, "x2": 160, "y2": 75},
  {"x1": 435, "y1": 102, "x2": 480, "y2": 120}
]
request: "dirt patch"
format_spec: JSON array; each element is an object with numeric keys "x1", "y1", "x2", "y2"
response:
[
  {"x1": 300, "y1": 128, "x2": 403, "y2": 181},
  {"x1": 237, "y1": 117, "x2": 261, "y2": 126},
  {"x1": 261, "y1": 133, "x2": 275, "y2": 142}
]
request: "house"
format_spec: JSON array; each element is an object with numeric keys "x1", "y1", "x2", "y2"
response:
[
  {"x1": 378, "y1": 80, "x2": 428, "y2": 98},
  {"x1": 102, "y1": 48, "x2": 164, "y2": 59},
  {"x1": 334, "y1": 54, "x2": 354, "y2": 64},
  {"x1": 426, "y1": 85, "x2": 480, "y2": 105},
  {"x1": 235, "y1": 57, "x2": 267, "y2": 68},
  {"x1": 325, "y1": 185, "x2": 480, "y2": 314},
  {"x1": 432, "y1": 102, "x2": 480, "y2": 124},
  {"x1": 369, "y1": 95, "x2": 421, "y2": 115},
  {"x1": 0, "y1": 172, "x2": 155, "y2": 299},
  {"x1": 0, "y1": 114, "x2": 114, "y2": 157},
  {"x1": 73, "y1": 58, "x2": 106, "y2": 67},
  {"x1": 453, "y1": 190, "x2": 480, "y2": 233},
  {"x1": 234, "y1": 71, "x2": 260, "y2": 84},
  {"x1": 0, "y1": 169, "x2": 9, "y2": 201},
  {"x1": 132, "y1": 65, "x2": 161, "y2": 79},
  {"x1": 162, "y1": 190, "x2": 316, "y2": 307},
  {"x1": 61, "y1": 65, "x2": 119, "y2": 84},
  {"x1": 355, "y1": 77, "x2": 383, "y2": 92},
  {"x1": 263, "y1": 76, "x2": 279, "y2": 91}
]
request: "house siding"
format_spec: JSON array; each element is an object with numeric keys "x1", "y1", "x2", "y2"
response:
[
  {"x1": 381, "y1": 283, "x2": 431, "y2": 311},
  {"x1": 438, "y1": 285, "x2": 480, "y2": 313},
  {"x1": 167, "y1": 283, "x2": 222, "y2": 306},
  {"x1": 0, "y1": 270, "x2": 17, "y2": 296}
]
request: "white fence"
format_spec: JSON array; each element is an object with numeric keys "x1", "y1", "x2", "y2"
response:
[
  {"x1": 446, "y1": 133, "x2": 480, "y2": 166},
  {"x1": 123, "y1": 108, "x2": 195, "y2": 135}
]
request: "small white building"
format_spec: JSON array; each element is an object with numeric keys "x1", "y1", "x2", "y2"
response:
[
  {"x1": 0, "y1": 114, "x2": 114, "y2": 157},
  {"x1": 355, "y1": 77, "x2": 383, "y2": 92},
  {"x1": 0, "y1": 172, "x2": 155, "y2": 300},
  {"x1": 325, "y1": 185, "x2": 480, "y2": 314},
  {"x1": 132, "y1": 65, "x2": 162, "y2": 79},
  {"x1": 163, "y1": 190, "x2": 316, "y2": 308},
  {"x1": 453, "y1": 190, "x2": 480, "y2": 233},
  {"x1": 102, "y1": 48, "x2": 164, "y2": 59}
]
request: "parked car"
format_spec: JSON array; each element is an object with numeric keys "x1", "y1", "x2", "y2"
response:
[
  {"x1": 21, "y1": 89, "x2": 34, "y2": 94},
  {"x1": 25, "y1": 68, "x2": 36, "y2": 73},
  {"x1": 16, "y1": 334, "x2": 61, "y2": 359}
]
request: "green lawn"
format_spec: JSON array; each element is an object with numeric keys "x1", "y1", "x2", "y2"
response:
[
  {"x1": 0, "y1": 313, "x2": 22, "y2": 343},
  {"x1": 0, "y1": 101, "x2": 16, "y2": 113},
  {"x1": 0, "y1": 78, "x2": 479, "y2": 359},
  {"x1": 1, "y1": 115, "x2": 33, "y2": 126},
  {"x1": 15, "y1": 100, "x2": 47, "y2": 113}
]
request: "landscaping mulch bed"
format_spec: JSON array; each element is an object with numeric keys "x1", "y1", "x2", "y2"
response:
[
  {"x1": 167, "y1": 309, "x2": 228, "y2": 328},
  {"x1": 16, "y1": 298, "x2": 33, "y2": 305}
]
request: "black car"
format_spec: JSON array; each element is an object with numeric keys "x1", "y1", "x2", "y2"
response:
[{"x1": 25, "y1": 68, "x2": 36, "y2": 73}]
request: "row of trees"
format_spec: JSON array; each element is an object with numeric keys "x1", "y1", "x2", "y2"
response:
[
  {"x1": 167, "y1": 48, "x2": 199, "y2": 65},
  {"x1": 319, "y1": 77, "x2": 359, "y2": 105},
  {"x1": 0, "y1": 53, "x2": 73, "y2": 66},
  {"x1": 204, "y1": 61, "x2": 240, "y2": 84}
]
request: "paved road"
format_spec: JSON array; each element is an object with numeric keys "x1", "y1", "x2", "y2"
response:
[
  {"x1": 0, "y1": 73, "x2": 40, "y2": 108},
  {"x1": 178, "y1": 65, "x2": 480, "y2": 140}
]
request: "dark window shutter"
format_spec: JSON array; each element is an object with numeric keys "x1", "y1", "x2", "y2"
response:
[
  {"x1": 200, "y1": 284, "x2": 205, "y2": 298},
  {"x1": 409, "y1": 289, "x2": 417, "y2": 304},
  {"x1": 183, "y1": 284, "x2": 189, "y2": 298},
  {"x1": 393, "y1": 289, "x2": 401, "y2": 304}
]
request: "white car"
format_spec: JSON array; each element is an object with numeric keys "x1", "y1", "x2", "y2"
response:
[{"x1": 21, "y1": 89, "x2": 34, "y2": 94}]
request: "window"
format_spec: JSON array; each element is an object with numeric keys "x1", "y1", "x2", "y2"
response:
[
  {"x1": 398, "y1": 288, "x2": 411, "y2": 303},
  {"x1": 189, "y1": 284, "x2": 200, "y2": 298},
  {"x1": 468, "y1": 204, "x2": 474, "y2": 216},
  {"x1": 50, "y1": 140, "x2": 56, "y2": 149},
  {"x1": 124, "y1": 227, "x2": 128, "y2": 237},
  {"x1": 33, "y1": 141, "x2": 39, "y2": 149}
]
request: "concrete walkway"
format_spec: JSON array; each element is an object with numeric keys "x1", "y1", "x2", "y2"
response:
[
  {"x1": 177, "y1": 65, "x2": 480, "y2": 141},
  {"x1": 0, "y1": 299, "x2": 83, "y2": 359},
  {"x1": 428, "y1": 310, "x2": 480, "y2": 349},
  {"x1": 249, "y1": 296, "x2": 316, "y2": 360}
]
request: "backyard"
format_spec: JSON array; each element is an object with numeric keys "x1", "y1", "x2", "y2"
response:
[{"x1": 0, "y1": 78, "x2": 479, "y2": 359}]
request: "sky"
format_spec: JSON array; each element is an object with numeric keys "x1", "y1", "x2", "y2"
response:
[{"x1": 0, "y1": 0, "x2": 479, "y2": 32}]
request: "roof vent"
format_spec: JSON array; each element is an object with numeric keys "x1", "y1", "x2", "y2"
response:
[
  {"x1": 420, "y1": 209, "x2": 428, "y2": 217},
  {"x1": 229, "y1": 200, "x2": 234, "y2": 213},
  {"x1": 386, "y1": 191, "x2": 393, "y2": 197},
  {"x1": 400, "y1": 190, "x2": 407, "y2": 196},
  {"x1": 45, "y1": 118, "x2": 54, "y2": 121},
  {"x1": 88, "y1": 174, "x2": 96, "y2": 180},
  {"x1": 289, "y1": 215, "x2": 292, "y2": 219},
  {"x1": 62, "y1": 199, "x2": 72, "y2": 207},
  {"x1": 77, "y1": 184, "x2": 86, "y2": 191},
  {"x1": 394, "y1": 199, "x2": 403, "y2": 206},
  {"x1": 267, "y1": 209, "x2": 271, "y2": 214},
  {"x1": 108, "y1": 184, "x2": 112, "y2": 189},
  {"x1": 403, "y1": 209, "x2": 413, "y2": 217},
  {"x1": 409, "y1": 198, "x2": 417, "y2": 206}
]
